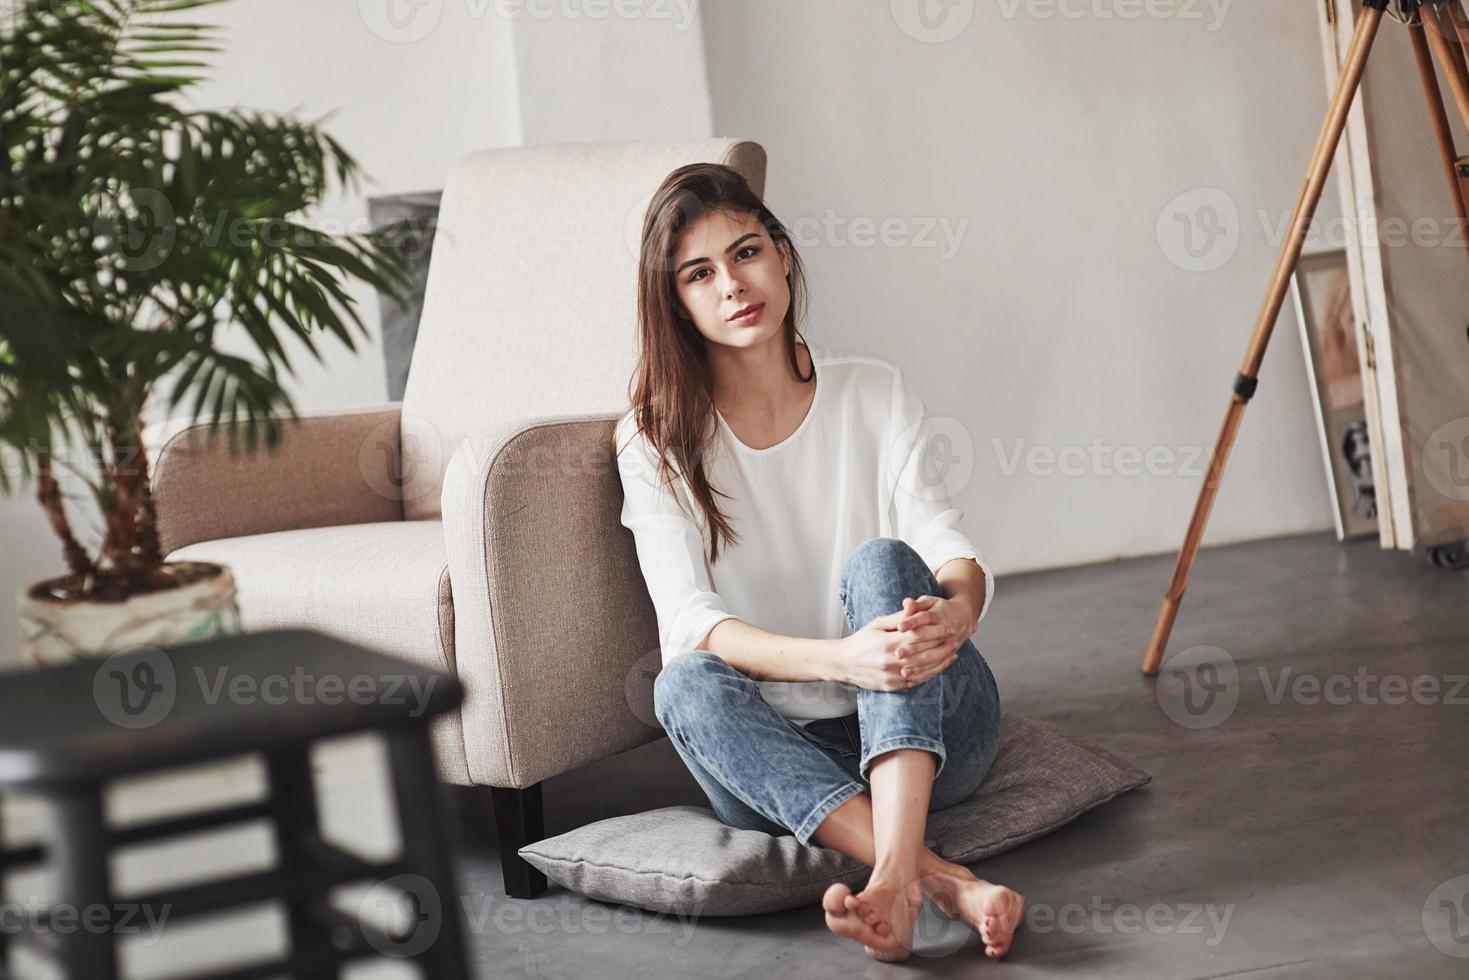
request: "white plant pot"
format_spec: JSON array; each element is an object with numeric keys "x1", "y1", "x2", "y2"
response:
[{"x1": 17, "y1": 561, "x2": 242, "y2": 666}]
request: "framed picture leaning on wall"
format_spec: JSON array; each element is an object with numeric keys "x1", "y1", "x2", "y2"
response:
[{"x1": 1292, "y1": 248, "x2": 1378, "y2": 541}]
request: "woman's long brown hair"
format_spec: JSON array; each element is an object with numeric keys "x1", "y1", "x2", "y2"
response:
[{"x1": 618, "y1": 162, "x2": 812, "y2": 566}]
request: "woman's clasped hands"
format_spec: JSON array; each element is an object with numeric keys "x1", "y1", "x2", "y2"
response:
[{"x1": 835, "y1": 594, "x2": 973, "y2": 691}]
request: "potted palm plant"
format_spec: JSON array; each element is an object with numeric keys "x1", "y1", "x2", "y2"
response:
[{"x1": 1, "y1": 0, "x2": 415, "y2": 663}]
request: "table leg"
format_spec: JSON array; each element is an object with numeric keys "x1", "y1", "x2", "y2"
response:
[
  {"x1": 267, "y1": 747, "x2": 338, "y2": 980},
  {"x1": 49, "y1": 784, "x2": 116, "y2": 980},
  {"x1": 383, "y1": 723, "x2": 471, "y2": 979}
]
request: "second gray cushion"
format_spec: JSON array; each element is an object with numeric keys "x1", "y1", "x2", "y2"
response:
[{"x1": 518, "y1": 715, "x2": 1150, "y2": 917}]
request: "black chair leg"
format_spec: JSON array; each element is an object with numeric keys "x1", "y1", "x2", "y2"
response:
[{"x1": 490, "y1": 785, "x2": 546, "y2": 899}]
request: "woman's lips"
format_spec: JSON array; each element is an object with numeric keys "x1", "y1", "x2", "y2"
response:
[{"x1": 731, "y1": 303, "x2": 765, "y2": 324}]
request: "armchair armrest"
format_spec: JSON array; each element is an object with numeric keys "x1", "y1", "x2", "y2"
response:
[
  {"x1": 146, "y1": 403, "x2": 406, "y2": 555},
  {"x1": 441, "y1": 412, "x2": 663, "y2": 789}
]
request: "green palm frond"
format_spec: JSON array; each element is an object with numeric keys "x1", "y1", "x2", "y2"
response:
[{"x1": 0, "y1": 0, "x2": 419, "y2": 582}]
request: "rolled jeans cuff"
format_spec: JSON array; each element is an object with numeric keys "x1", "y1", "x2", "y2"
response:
[
  {"x1": 794, "y1": 780, "x2": 867, "y2": 846},
  {"x1": 860, "y1": 735, "x2": 948, "y2": 783}
]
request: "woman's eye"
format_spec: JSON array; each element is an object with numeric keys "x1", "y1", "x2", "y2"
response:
[{"x1": 687, "y1": 246, "x2": 760, "y2": 283}]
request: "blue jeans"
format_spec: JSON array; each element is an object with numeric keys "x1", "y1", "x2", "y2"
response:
[{"x1": 653, "y1": 537, "x2": 1003, "y2": 846}]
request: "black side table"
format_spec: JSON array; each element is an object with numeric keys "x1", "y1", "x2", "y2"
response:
[{"x1": 0, "y1": 628, "x2": 472, "y2": 979}]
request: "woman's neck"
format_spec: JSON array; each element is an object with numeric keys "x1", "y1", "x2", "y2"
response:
[{"x1": 711, "y1": 339, "x2": 812, "y2": 419}]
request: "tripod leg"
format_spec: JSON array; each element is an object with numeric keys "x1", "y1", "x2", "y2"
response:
[
  {"x1": 1450, "y1": 3, "x2": 1469, "y2": 219},
  {"x1": 1140, "y1": 1, "x2": 1390, "y2": 675},
  {"x1": 1422, "y1": 2, "x2": 1469, "y2": 134},
  {"x1": 1408, "y1": 14, "x2": 1469, "y2": 263},
  {"x1": 1440, "y1": 1, "x2": 1469, "y2": 96}
]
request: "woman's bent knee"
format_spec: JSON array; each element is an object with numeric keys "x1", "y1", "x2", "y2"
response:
[
  {"x1": 841, "y1": 536, "x2": 926, "y2": 584},
  {"x1": 652, "y1": 649, "x2": 732, "y2": 727}
]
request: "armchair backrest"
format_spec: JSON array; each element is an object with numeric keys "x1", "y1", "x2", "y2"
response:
[{"x1": 399, "y1": 138, "x2": 768, "y2": 520}]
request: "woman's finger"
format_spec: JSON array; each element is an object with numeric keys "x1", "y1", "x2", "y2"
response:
[
  {"x1": 907, "y1": 653, "x2": 958, "y2": 686},
  {"x1": 897, "y1": 623, "x2": 952, "y2": 651},
  {"x1": 898, "y1": 641, "x2": 955, "y2": 677},
  {"x1": 898, "y1": 610, "x2": 938, "y2": 632},
  {"x1": 894, "y1": 633, "x2": 948, "y2": 662},
  {"x1": 871, "y1": 609, "x2": 908, "y2": 631}
]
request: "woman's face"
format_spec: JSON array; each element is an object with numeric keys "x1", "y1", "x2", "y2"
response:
[{"x1": 670, "y1": 208, "x2": 791, "y2": 349}]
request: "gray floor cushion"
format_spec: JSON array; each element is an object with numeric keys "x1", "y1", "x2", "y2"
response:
[{"x1": 518, "y1": 715, "x2": 1150, "y2": 916}]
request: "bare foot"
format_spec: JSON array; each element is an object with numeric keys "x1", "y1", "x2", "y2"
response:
[
  {"x1": 936, "y1": 874, "x2": 1023, "y2": 958},
  {"x1": 822, "y1": 877, "x2": 921, "y2": 962}
]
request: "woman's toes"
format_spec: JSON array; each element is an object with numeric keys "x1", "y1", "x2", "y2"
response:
[
  {"x1": 826, "y1": 882, "x2": 903, "y2": 956},
  {"x1": 823, "y1": 882, "x2": 854, "y2": 916},
  {"x1": 844, "y1": 895, "x2": 887, "y2": 932}
]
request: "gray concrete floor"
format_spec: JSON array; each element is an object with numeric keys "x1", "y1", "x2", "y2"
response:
[{"x1": 449, "y1": 530, "x2": 1469, "y2": 979}]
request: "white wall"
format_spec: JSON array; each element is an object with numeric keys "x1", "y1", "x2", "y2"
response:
[
  {"x1": 1, "y1": 0, "x2": 1356, "y2": 662},
  {"x1": 702, "y1": 0, "x2": 1348, "y2": 574},
  {"x1": 510, "y1": 0, "x2": 711, "y2": 142}
]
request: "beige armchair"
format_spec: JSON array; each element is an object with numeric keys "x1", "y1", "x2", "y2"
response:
[{"x1": 145, "y1": 138, "x2": 769, "y2": 898}]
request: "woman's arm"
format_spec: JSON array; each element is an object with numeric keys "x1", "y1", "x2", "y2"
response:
[
  {"x1": 699, "y1": 617, "x2": 843, "y2": 683},
  {"x1": 935, "y1": 557, "x2": 989, "y2": 636}
]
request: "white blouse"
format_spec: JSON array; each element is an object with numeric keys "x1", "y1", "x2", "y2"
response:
[{"x1": 614, "y1": 344, "x2": 995, "y2": 726}]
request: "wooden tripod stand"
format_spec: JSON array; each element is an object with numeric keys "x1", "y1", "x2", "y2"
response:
[{"x1": 1141, "y1": 0, "x2": 1469, "y2": 676}]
